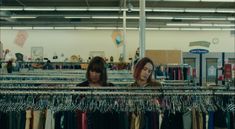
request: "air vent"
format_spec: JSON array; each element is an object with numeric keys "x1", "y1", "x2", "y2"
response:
[
  {"x1": 69, "y1": 19, "x2": 81, "y2": 22},
  {"x1": 171, "y1": 19, "x2": 182, "y2": 22}
]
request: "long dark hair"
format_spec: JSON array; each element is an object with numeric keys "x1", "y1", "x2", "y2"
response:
[
  {"x1": 86, "y1": 56, "x2": 107, "y2": 85},
  {"x1": 133, "y1": 57, "x2": 154, "y2": 83}
]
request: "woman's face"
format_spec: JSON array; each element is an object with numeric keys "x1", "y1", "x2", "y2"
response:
[
  {"x1": 139, "y1": 62, "x2": 153, "y2": 81},
  {"x1": 89, "y1": 70, "x2": 101, "y2": 83}
]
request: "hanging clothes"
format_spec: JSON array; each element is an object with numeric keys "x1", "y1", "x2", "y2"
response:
[
  {"x1": 183, "y1": 111, "x2": 192, "y2": 129},
  {"x1": 45, "y1": 109, "x2": 55, "y2": 129},
  {"x1": 214, "y1": 109, "x2": 227, "y2": 129},
  {"x1": 9, "y1": 111, "x2": 25, "y2": 129},
  {"x1": 0, "y1": 111, "x2": 8, "y2": 129},
  {"x1": 33, "y1": 110, "x2": 45, "y2": 129}
]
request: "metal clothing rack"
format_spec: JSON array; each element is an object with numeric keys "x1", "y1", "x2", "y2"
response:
[
  {"x1": 0, "y1": 86, "x2": 234, "y2": 112},
  {"x1": 0, "y1": 81, "x2": 132, "y2": 86},
  {"x1": 0, "y1": 86, "x2": 234, "y2": 96}
]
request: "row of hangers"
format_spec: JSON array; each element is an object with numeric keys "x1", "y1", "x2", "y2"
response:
[{"x1": 0, "y1": 94, "x2": 234, "y2": 113}]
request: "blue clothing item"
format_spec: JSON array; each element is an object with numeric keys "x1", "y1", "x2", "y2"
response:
[{"x1": 208, "y1": 111, "x2": 214, "y2": 129}]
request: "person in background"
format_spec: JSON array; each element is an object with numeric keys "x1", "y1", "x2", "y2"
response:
[
  {"x1": 155, "y1": 65, "x2": 167, "y2": 80},
  {"x1": 110, "y1": 56, "x2": 114, "y2": 63},
  {"x1": 3, "y1": 49, "x2": 15, "y2": 73},
  {"x1": 129, "y1": 57, "x2": 161, "y2": 129},
  {"x1": 78, "y1": 56, "x2": 113, "y2": 87},
  {"x1": 77, "y1": 56, "x2": 118, "y2": 129},
  {"x1": 87, "y1": 57, "x2": 91, "y2": 63},
  {"x1": 0, "y1": 41, "x2": 3, "y2": 60},
  {"x1": 43, "y1": 60, "x2": 54, "y2": 70}
]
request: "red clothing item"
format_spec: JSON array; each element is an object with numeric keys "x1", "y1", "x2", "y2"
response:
[{"x1": 82, "y1": 112, "x2": 87, "y2": 129}]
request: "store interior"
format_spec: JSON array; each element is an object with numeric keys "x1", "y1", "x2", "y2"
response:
[{"x1": 0, "y1": 0, "x2": 235, "y2": 129}]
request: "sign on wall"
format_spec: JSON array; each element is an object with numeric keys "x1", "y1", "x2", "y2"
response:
[
  {"x1": 189, "y1": 41, "x2": 210, "y2": 54},
  {"x1": 31, "y1": 47, "x2": 43, "y2": 61}
]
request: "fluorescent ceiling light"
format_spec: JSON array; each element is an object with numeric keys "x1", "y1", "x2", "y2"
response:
[
  {"x1": 190, "y1": 23, "x2": 213, "y2": 26},
  {"x1": 54, "y1": 27, "x2": 75, "y2": 30},
  {"x1": 180, "y1": 28, "x2": 201, "y2": 30},
  {"x1": 11, "y1": 16, "x2": 37, "y2": 19},
  {"x1": 0, "y1": 7, "x2": 23, "y2": 11},
  {"x1": 64, "y1": 16, "x2": 90, "y2": 19},
  {"x1": 92, "y1": 16, "x2": 120, "y2": 19},
  {"x1": 201, "y1": 17, "x2": 227, "y2": 20},
  {"x1": 3, "y1": 26, "x2": 234, "y2": 31},
  {"x1": 120, "y1": 16, "x2": 139, "y2": 19},
  {"x1": 75, "y1": 27, "x2": 96, "y2": 30},
  {"x1": 153, "y1": 8, "x2": 184, "y2": 12},
  {"x1": 167, "y1": 23, "x2": 234, "y2": 27},
  {"x1": 167, "y1": 23, "x2": 190, "y2": 26},
  {"x1": 174, "y1": 17, "x2": 201, "y2": 20},
  {"x1": 88, "y1": 7, "x2": 120, "y2": 11},
  {"x1": 216, "y1": 9, "x2": 235, "y2": 13},
  {"x1": 56, "y1": 7, "x2": 87, "y2": 11},
  {"x1": 221, "y1": 28, "x2": 235, "y2": 30},
  {"x1": 227, "y1": 17, "x2": 235, "y2": 21},
  {"x1": 33, "y1": 27, "x2": 54, "y2": 30},
  {"x1": 12, "y1": 27, "x2": 32, "y2": 30},
  {"x1": 214, "y1": 24, "x2": 235, "y2": 27},
  {"x1": 126, "y1": 28, "x2": 138, "y2": 30},
  {"x1": 95, "y1": 27, "x2": 117, "y2": 30},
  {"x1": 24, "y1": 7, "x2": 55, "y2": 11},
  {"x1": 0, "y1": 27, "x2": 12, "y2": 29},
  {"x1": 130, "y1": 8, "x2": 153, "y2": 12},
  {"x1": 160, "y1": 28, "x2": 180, "y2": 30},
  {"x1": 147, "y1": 16, "x2": 173, "y2": 20},
  {"x1": 185, "y1": 8, "x2": 215, "y2": 13},
  {"x1": 201, "y1": 28, "x2": 222, "y2": 31}
]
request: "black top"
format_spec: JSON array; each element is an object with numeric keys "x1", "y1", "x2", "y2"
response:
[
  {"x1": 76, "y1": 80, "x2": 117, "y2": 129},
  {"x1": 77, "y1": 80, "x2": 114, "y2": 87}
]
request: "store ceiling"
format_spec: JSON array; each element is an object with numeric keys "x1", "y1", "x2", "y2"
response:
[{"x1": 0, "y1": 0, "x2": 235, "y2": 30}]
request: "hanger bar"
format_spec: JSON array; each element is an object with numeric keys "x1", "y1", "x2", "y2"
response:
[
  {"x1": 0, "y1": 86, "x2": 234, "y2": 90},
  {"x1": 0, "y1": 90, "x2": 234, "y2": 96},
  {"x1": 0, "y1": 90, "x2": 233, "y2": 96}
]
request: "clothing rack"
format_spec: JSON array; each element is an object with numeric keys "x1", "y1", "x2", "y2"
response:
[
  {"x1": 0, "y1": 75, "x2": 133, "y2": 81},
  {"x1": 0, "y1": 81, "x2": 133, "y2": 85},
  {"x1": 166, "y1": 64, "x2": 190, "y2": 68},
  {"x1": 0, "y1": 86, "x2": 234, "y2": 113},
  {"x1": 0, "y1": 86, "x2": 234, "y2": 96}
]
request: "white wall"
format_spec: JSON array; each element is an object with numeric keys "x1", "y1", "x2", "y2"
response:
[{"x1": 0, "y1": 29, "x2": 234, "y2": 62}]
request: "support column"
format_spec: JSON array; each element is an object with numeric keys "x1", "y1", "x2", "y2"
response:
[{"x1": 139, "y1": 0, "x2": 146, "y2": 58}]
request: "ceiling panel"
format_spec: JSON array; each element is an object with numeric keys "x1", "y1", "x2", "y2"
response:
[{"x1": 0, "y1": 0, "x2": 234, "y2": 30}]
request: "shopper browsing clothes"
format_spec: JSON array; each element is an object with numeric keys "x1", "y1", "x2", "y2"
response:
[
  {"x1": 130, "y1": 57, "x2": 162, "y2": 87},
  {"x1": 129, "y1": 57, "x2": 162, "y2": 129},
  {"x1": 3, "y1": 49, "x2": 15, "y2": 73},
  {"x1": 77, "y1": 56, "x2": 118, "y2": 129}
]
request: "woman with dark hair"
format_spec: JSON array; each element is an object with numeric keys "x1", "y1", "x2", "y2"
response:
[
  {"x1": 77, "y1": 56, "x2": 117, "y2": 129},
  {"x1": 130, "y1": 57, "x2": 161, "y2": 87},
  {"x1": 78, "y1": 56, "x2": 112, "y2": 86}
]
